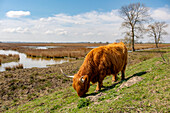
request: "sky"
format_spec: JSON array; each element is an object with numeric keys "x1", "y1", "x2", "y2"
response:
[{"x1": 0, "y1": 0, "x2": 170, "y2": 43}]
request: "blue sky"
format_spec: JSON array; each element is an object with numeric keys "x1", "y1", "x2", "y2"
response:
[
  {"x1": 0, "y1": 0, "x2": 170, "y2": 42},
  {"x1": 1, "y1": 0, "x2": 169, "y2": 19}
]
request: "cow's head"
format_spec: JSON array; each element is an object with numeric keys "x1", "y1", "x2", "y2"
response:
[
  {"x1": 72, "y1": 74, "x2": 90, "y2": 97},
  {"x1": 60, "y1": 68, "x2": 89, "y2": 97}
]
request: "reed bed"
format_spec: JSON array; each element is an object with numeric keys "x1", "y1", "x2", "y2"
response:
[
  {"x1": 5, "y1": 64, "x2": 23, "y2": 71},
  {"x1": 0, "y1": 54, "x2": 19, "y2": 58},
  {"x1": 24, "y1": 44, "x2": 170, "y2": 58},
  {"x1": 0, "y1": 54, "x2": 20, "y2": 63},
  {"x1": 127, "y1": 43, "x2": 170, "y2": 51},
  {"x1": 0, "y1": 42, "x2": 106, "y2": 47},
  {"x1": 0, "y1": 43, "x2": 170, "y2": 59},
  {"x1": 25, "y1": 47, "x2": 92, "y2": 58}
]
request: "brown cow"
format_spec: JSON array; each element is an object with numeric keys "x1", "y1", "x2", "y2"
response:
[{"x1": 61, "y1": 42, "x2": 127, "y2": 97}]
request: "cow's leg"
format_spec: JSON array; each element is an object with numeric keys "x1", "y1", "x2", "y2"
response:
[
  {"x1": 101, "y1": 82, "x2": 103, "y2": 87},
  {"x1": 121, "y1": 70, "x2": 125, "y2": 80},
  {"x1": 112, "y1": 74, "x2": 117, "y2": 83},
  {"x1": 121, "y1": 64, "x2": 127, "y2": 80},
  {"x1": 95, "y1": 81, "x2": 103, "y2": 92}
]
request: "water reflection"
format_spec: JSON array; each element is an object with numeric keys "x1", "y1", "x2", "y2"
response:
[
  {"x1": 86, "y1": 46, "x2": 98, "y2": 48},
  {"x1": 0, "y1": 50, "x2": 69, "y2": 72},
  {"x1": 22, "y1": 46, "x2": 63, "y2": 49},
  {"x1": 26, "y1": 55, "x2": 66, "y2": 61},
  {"x1": 22, "y1": 46, "x2": 98, "y2": 49}
]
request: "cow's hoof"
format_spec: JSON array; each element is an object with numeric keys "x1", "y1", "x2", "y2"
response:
[
  {"x1": 112, "y1": 81, "x2": 116, "y2": 84},
  {"x1": 94, "y1": 90, "x2": 99, "y2": 93}
]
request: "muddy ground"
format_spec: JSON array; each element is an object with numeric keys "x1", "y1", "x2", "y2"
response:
[
  {"x1": 0, "y1": 59, "x2": 83, "y2": 111},
  {"x1": 0, "y1": 48, "x2": 169, "y2": 111}
]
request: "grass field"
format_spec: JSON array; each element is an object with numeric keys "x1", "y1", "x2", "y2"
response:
[{"x1": 3, "y1": 48, "x2": 170, "y2": 113}]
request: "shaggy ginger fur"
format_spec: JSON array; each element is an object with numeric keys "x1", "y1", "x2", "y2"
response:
[{"x1": 72, "y1": 42, "x2": 127, "y2": 97}]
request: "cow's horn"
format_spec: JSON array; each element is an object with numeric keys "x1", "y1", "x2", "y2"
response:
[
  {"x1": 79, "y1": 75, "x2": 85, "y2": 83},
  {"x1": 60, "y1": 68, "x2": 74, "y2": 78}
]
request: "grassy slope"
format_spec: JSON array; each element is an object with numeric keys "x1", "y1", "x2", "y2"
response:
[{"x1": 6, "y1": 53, "x2": 170, "y2": 113}]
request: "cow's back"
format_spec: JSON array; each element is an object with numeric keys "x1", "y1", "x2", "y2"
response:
[
  {"x1": 89, "y1": 42, "x2": 127, "y2": 83},
  {"x1": 78, "y1": 42, "x2": 127, "y2": 84}
]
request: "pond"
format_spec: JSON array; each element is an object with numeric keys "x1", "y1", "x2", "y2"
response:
[
  {"x1": 0, "y1": 50, "x2": 69, "y2": 72},
  {"x1": 22, "y1": 46, "x2": 98, "y2": 49}
]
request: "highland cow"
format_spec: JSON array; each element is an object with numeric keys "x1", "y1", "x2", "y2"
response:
[{"x1": 61, "y1": 42, "x2": 127, "y2": 97}]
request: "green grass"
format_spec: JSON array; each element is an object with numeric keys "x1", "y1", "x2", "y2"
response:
[{"x1": 5, "y1": 52, "x2": 170, "y2": 113}]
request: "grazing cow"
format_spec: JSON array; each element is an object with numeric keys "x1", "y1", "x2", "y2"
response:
[{"x1": 61, "y1": 42, "x2": 127, "y2": 97}]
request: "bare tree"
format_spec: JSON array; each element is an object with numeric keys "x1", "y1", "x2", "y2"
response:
[
  {"x1": 119, "y1": 3, "x2": 151, "y2": 51},
  {"x1": 147, "y1": 22, "x2": 168, "y2": 48},
  {"x1": 123, "y1": 36, "x2": 131, "y2": 48}
]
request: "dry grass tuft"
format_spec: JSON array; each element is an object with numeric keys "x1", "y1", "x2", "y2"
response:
[
  {"x1": 0, "y1": 54, "x2": 20, "y2": 63},
  {"x1": 5, "y1": 64, "x2": 23, "y2": 71}
]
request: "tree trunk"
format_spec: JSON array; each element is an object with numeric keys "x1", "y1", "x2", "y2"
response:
[
  {"x1": 156, "y1": 42, "x2": 158, "y2": 48},
  {"x1": 157, "y1": 33, "x2": 161, "y2": 48},
  {"x1": 131, "y1": 27, "x2": 135, "y2": 52},
  {"x1": 154, "y1": 36, "x2": 158, "y2": 48}
]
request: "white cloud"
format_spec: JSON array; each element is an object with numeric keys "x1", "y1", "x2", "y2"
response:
[
  {"x1": 58, "y1": 31, "x2": 68, "y2": 35},
  {"x1": 39, "y1": 10, "x2": 122, "y2": 26},
  {"x1": 2, "y1": 27, "x2": 29, "y2": 33},
  {"x1": 151, "y1": 7, "x2": 170, "y2": 21},
  {"x1": 112, "y1": 33, "x2": 118, "y2": 36},
  {"x1": 97, "y1": 32, "x2": 103, "y2": 36},
  {"x1": 44, "y1": 30, "x2": 53, "y2": 34},
  {"x1": 6, "y1": 11, "x2": 31, "y2": 18},
  {"x1": 83, "y1": 32, "x2": 94, "y2": 36},
  {"x1": 45, "y1": 28, "x2": 68, "y2": 35},
  {"x1": 0, "y1": 7, "x2": 170, "y2": 43}
]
